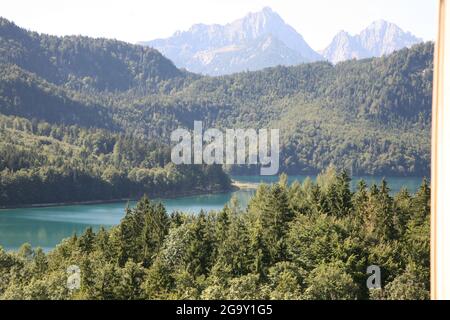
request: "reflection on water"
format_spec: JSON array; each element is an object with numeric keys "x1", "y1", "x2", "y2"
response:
[{"x1": 0, "y1": 175, "x2": 423, "y2": 251}]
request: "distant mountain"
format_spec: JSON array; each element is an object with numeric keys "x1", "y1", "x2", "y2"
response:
[
  {"x1": 322, "y1": 20, "x2": 422, "y2": 64},
  {"x1": 140, "y1": 7, "x2": 323, "y2": 75}
]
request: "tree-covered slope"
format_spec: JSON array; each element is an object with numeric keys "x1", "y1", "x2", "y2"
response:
[
  {"x1": 0, "y1": 64, "x2": 114, "y2": 128},
  {"x1": 127, "y1": 43, "x2": 433, "y2": 175},
  {"x1": 0, "y1": 18, "x2": 186, "y2": 91},
  {"x1": 0, "y1": 113, "x2": 231, "y2": 206},
  {"x1": 0, "y1": 17, "x2": 433, "y2": 195}
]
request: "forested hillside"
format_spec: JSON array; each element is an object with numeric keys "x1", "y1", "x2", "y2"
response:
[
  {"x1": 0, "y1": 17, "x2": 187, "y2": 91},
  {"x1": 0, "y1": 18, "x2": 432, "y2": 205},
  {"x1": 0, "y1": 114, "x2": 230, "y2": 206},
  {"x1": 0, "y1": 171, "x2": 430, "y2": 300}
]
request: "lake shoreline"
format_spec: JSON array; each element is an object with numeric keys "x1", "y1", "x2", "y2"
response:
[
  {"x1": 0, "y1": 185, "x2": 239, "y2": 210},
  {"x1": 231, "y1": 180, "x2": 259, "y2": 190},
  {"x1": 0, "y1": 175, "x2": 425, "y2": 251},
  {"x1": 0, "y1": 174, "x2": 426, "y2": 210}
]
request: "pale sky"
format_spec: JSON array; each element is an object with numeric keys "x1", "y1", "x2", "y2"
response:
[{"x1": 0, "y1": 0, "x2": 438, "y2": 51}]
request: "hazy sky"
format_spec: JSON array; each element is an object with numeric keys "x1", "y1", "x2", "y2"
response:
[{"x1": 1, "y1": 0, "x2": 438, "y2": 50}]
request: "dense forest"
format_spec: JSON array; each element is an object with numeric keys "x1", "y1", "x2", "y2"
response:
[
  {"x1": 0, "y1": 18, "x2": 432, "y2": 207},
  {"x1": 0, "y1": 113, "x2": 230, "y2": 206},
  {"x1": 0, "y1": 170, "x2": 430, "y2": 300},
  {"x1": 0, "y1": 17, "x2": 432, "y2": 300}
]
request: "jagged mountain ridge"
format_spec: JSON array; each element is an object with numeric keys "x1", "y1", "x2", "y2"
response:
[
  {"x1": 321, "y1": 20, "x2": 422, "y2": 64},
  {"x1": 141, "y1": 7, "x2": 322, "y2": 75}
]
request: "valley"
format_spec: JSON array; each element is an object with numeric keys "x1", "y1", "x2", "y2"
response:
[{"x1": 0, "y1": 16, "x2": 432, "y2": 206}]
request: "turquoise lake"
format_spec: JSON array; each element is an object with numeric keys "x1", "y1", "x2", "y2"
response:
[{"x1": 0, "y1": 175, "x2": 424, "y2": 251}]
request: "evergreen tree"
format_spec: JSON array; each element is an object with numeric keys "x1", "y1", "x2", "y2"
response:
[
  {"x1": 116, "y1": 261, "x2": 145, "y2": 300},
  {"x1": 327, "y1": 170, "x2": 353, "y2": 217},
  {"x1": 411, "y1": 178, "x2": 430, "y2": 226},
  {"x1": 352, "y1": 180, "x2": 368, "y2": 226},
  {"x1": 117, "y1": 207, "x2": 139, "y2": 266},
  {"x1": 78, "y1": 227, "x2": 95, "y2": 253},
  {"x1": 141, "y1": 201, "x2": 169, "y2": 267}
]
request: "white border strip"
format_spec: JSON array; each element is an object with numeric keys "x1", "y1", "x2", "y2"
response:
[{"x1": 432, "y1": 0, "x2": 450, "y2": 301}]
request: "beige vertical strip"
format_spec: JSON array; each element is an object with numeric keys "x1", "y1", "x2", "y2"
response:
[{"x1": 432, "y1": 0, "x2": 448, "y2": 301}]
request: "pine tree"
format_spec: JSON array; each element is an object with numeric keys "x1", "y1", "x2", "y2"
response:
[
  {"x1": 31, "y1": 248, "x2": 48, "y2": 276},
  {"x1": 393, "y1": 188, "x2": 412, "y2": 237},
  {"x1": 78, "y1": 227, "x2": 95, "y2": 253},
  {"x1": 216, "y1": 206, "x2": 230, "y2": 244},
  {"x1": 95, "y1": 227, "x2": 113, "y2": 260},
  {"x1": 80, "y1": 257, "x2": 96, "y2": 298},
  {"x1": 248, "y1": 182, "x2": 293, "y2": 265},
  {"x1": 118, "y1": 207, "x2": 139, "y2": 266},
  {"x1": 250, "y1": 224, "x2": 270, "y2": 277},
  {"x1": 212, "y1": 213, "x2": 251, "y2": 278},
  {"x1": 116, "y1": 261, "x2": 145, "y2": 300},
  {"x1": 352, "y1": 180, "x2": 368, "y2": 225},
  {"x1": 365, "y1": 180, "x2": 396, "y2": 241},
  {"x1": 185, "y1": 211, "x2": 214, "y2": 277},
  {"x1": 141, "y1": 201, "x2": 169, "y2": 267},
  {"x1": 328, "y1": 170, "x2": 353, "y2": 217},
  {"x1": 378, "y1": 179, "x2": 396, "y2": 240},
  {"x1": 311, "y1": 184, "x2": 329, "y2": 215},
  {"x1": 411, "y1": 178, "x2": 430, "y2": 226}
]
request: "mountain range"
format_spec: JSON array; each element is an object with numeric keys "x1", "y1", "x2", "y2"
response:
[
  {"x1": 321, "y1": 20, "x2": 422, "y2": 64},
  {"x1": 141, "y1": 7, "x2": 321, "y2": 75},
  {"x1": 141, "y1": 7, "x2": 423, "y2": 74}
]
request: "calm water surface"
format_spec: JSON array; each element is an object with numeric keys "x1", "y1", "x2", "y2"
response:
[{"x1": 0, "y1": 175, "x2": 424, "y2": 251}]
